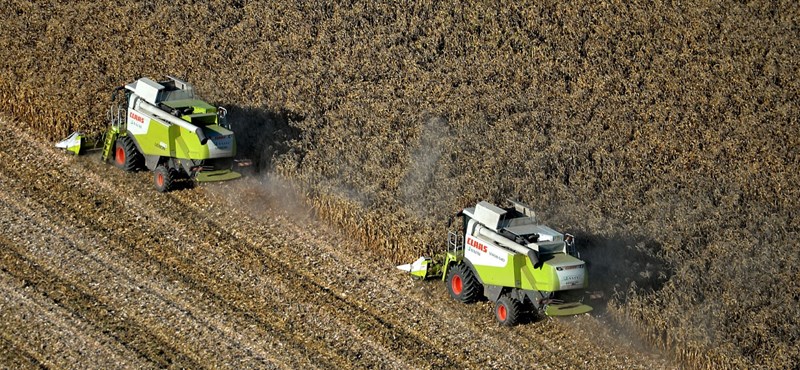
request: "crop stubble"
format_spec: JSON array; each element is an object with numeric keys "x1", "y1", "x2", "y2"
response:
[
  {"x1": 2, "y1": 1, "x2": 798, "y2": 368},
  {"x1": 0, "y1": 124, "x2": 673, "y2": 368}
]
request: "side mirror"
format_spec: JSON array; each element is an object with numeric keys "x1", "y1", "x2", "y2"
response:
[
  {"x1": 217, "y1": 107, "x2": 230, "y2": 129},
  {"x1": 565, "y1": 233, "x2": 579, "y2": 258}
]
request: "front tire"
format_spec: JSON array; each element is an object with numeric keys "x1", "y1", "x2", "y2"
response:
[
  {"x1": 495, "y1": 296, "x2": 522, "y2": 326},
  {"x1": 446, "y1": 264, "x2": 481, "y2": 303},
  {"x1": 114, "y1": 136, "x2": 143, "y2": 171},
  {"x1": 154, "y1": 166, "x2": 176, "y2": 193}
]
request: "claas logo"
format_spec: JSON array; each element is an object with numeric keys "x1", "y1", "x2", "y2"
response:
[
  {"x1": 129, "y1": 111, "x2": 145, "y2": 123},
  {"x1": 467, "y1": 237, "x2": 488, "y2": 253}
]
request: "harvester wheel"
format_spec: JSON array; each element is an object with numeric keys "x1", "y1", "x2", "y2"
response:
[
  {"x1": 446, "y1": 264, "x2": 481, "y2": 303},
  {"x1": 114, "y1": 136, "x2": 143, "y2": 171},
  {"x1": 495, "y1": 296, "x2": 521, "y2": 326},
  {"x1": 154, "y1": 166, "x2": 175, "y2": 193}
]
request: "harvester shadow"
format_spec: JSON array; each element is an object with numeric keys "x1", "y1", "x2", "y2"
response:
[
  {"x1": 225, "y1": 105, "x2": 303, "y2": 172},
  {"x1": 571, "y1": 231, "x2": 674, "y2": 316},
  {"x1": 171, "y1": 177, "x2": 197, "y2": 191}
]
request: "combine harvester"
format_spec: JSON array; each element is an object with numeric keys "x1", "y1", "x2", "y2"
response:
[
  {"x1": 56, "y1": 76, "x2": 250, "y2": 192},
  {"x1": 398, "y1": 200, "x2": 592, "y2": 325}
]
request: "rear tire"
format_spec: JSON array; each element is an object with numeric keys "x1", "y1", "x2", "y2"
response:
[
  {"x1": 495, "y1": 296, "x2": 522, "y2": 326},
  {"x1": 154, "y1": 166, "x2": 175, "y2": 193},
  {"x1": 446, "y1": 264, "x2": 481, "y2": 303},
  {"x1": 114, "y1": 136, "x2": 143, "y2": 171}
]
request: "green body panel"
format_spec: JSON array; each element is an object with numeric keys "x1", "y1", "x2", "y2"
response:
[
  {"x1": 441, "y1": 251, "x2": 461, "y2": 281},
  {"x1": 163, "y1": 99, "x2": 219, "y2": 126},
  {"x1": 195, "y1": 169, "x2": 242, "y2": 182},
  {"x1": 132, "y1": 120, "x2": 235, "y2": 160},
  {"x1": 162, "y1": 99, "x2": 215, "y2": 113},
  {"x1": 530, "y1": 253, "x2": 587, "y2": 291},
  {"x1": 67, "y1": 134, "x2": 83, "y2": 155},
  {"x1": 545, "y1": 302, "x2": 593, "y2": 316},
  {"x1": 133, "y1": 119, "x2": 178, "y2": 157},
  {"x1": 470, "y1": 254, "x2": 524, "y2": 288},
  {"x1": 472, "y1": 252, "x2": 584, "y2": 292}
]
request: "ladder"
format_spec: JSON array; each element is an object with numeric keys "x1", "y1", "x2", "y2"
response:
[
  {"x1": 448, "y1": 231, "x2": 464, "y2": 255},
  {"x1": 102, "y1": 103, "x2": 126, "y2": 162},
  {"x1": 100, "y1": 129, "x2": 118, "y2": 162}
]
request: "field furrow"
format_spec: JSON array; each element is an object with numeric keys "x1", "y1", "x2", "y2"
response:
[{"x1": 0, "y1": 122, "x2": 673, "y2": 368}]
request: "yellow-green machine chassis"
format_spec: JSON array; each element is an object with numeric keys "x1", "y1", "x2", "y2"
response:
[
  {"x1": 398, "y1": 200, "x2": 592, "y2": 326},
  {"x1": 100, "y1": 76, "x2": 250, "y2": 191}
]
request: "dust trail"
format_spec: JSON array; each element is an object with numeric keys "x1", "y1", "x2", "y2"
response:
[
  {"x1": 400, "y1": 116, "x2": 454, "y2": 220},
  {"x1": 555, "y1": 230, "x2": 674, "y2": 364},
  {"x1": 204, "y1": 173, "x2": 312, "y2": 224}
]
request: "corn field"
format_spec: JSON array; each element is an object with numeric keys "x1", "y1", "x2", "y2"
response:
[{"x1": 1, "y1": 0, "x2": 798, "y2": 368}]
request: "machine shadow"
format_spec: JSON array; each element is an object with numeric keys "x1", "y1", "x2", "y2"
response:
[
  {"x1": 571, "y1": 231, "x2": 674, "y2": 315},
  {"x1": 225, "y1": 105, "x2": 303, "y2": 172}
]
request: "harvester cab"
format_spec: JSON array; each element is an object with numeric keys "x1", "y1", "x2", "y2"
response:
[
  {"x1": 398, "y1": 200, "x2": 592, "y2": 326},
  {"x1": 56, "y1": 76, "x2": 252, "y2": 192}
]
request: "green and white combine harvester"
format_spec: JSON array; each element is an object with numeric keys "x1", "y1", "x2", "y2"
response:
[
  {"x1": 56, "y1": 76, "x2": 250, "y2": 192},
  {"x1": 398, "y1": 200, "x2": 593, "y2": 325}
]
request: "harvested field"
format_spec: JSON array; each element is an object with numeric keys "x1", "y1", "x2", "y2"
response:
[
  {"x1": 0, "y1": 122, "x2": 670, "y2": 368},
  {"x1": 2, "y1": 0, "x2": 799, "y2": 368}
]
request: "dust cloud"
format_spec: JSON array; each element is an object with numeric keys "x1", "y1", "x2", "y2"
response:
[{"x1": 400, "y1": 116, "x2": 455, "y2": 220}]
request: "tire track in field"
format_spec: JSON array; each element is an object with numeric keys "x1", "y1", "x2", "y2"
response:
[
  {"x1": 0, "y1": 194, "x2": 288, "y2": 369},
  {"x1": 159, "y1": 192, "x2": 467, "y2": 368},
  {"x1": 116, "y1": 192, "x2": 456, "y2": 368},
  {"x1": 0, "y1": 241, "x2": 199, "y2": 369},
  {"x1": 190, "y1": 183, "x2": 586, "y2": 368},
  {"x1": 0, "y1": 122, "x2": 673, "y2": 369},
  {"x1": 0, "y1": 331, "x2": 42, "y2": 370},
  {"x1": 0, "y1": 269, "x2": 148, "y2": 369},
  {"x1": 56, "y1": 149, "x2": 466, "y2": 367},
  {"x1": 0, "y1": 145, "x2": 330, "y2": 368},
  {"x1": 201, "y1": 178, "x2": 674, "y2": 369},
  {"x1": 40, "y1": 174, "x2": 407, "y2": 368},
  {"x1": 0, "y1": 161, "x2": 333, "y2": 368},
  {"x1": 1, "y1": 127, "x2": 418, "y2": 368}
]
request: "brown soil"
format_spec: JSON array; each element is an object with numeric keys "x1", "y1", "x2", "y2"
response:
[{"x1": 0, "y1": 121, "x2": 673, "y2": 368}]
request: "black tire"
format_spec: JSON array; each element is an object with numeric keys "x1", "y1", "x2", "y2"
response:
[
  {"x1": 495, "y1": 295, "x2": 522, "y2": 326},
  {"x1": 446, "y1": 264, "x2": 481, "y2": 303},
  {"x1": 153, "y1": 166, "x2": 175, "y2": 193},
  {"x1": 114, "y1": 136, "x2": 143, "y2": 171}
]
